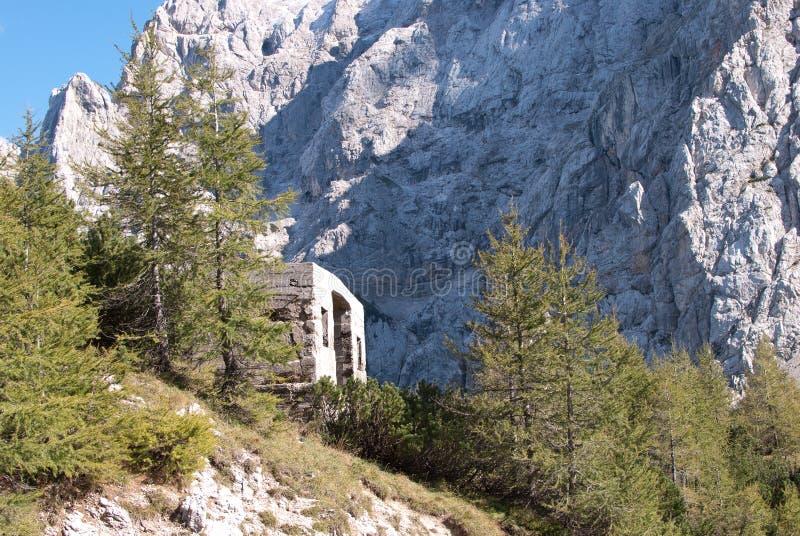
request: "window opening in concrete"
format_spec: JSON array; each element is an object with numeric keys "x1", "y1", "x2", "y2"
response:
[
  {"x1": 321, "y1": 307, "x2": 329, "y2": 347},
  {"x1": 333, "y1": 292, "x2": 353, "y2": 385},
  {"x1": 357, "y1": 336, "x2": 364, "y2": 371}
]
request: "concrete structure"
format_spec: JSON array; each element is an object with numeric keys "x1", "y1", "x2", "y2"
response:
[{"x1": 266, "y1": 263, "x2": 367, "y2": 386}]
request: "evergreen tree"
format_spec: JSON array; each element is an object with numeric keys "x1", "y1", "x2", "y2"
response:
[
  {"x1": 732, "y1": 337, "x2": 800, "y2": 511},
  {"x1": 651, "y1": 347, "x2": 736, "y2": 530},
  {"x1": 461, "y1": 205, "x2": 551, "y2": 494},
  {"x1": 181, "y1": 47, "x2": 295, "y2": 396},
  {"x1": 574, "y1": 340, "x2": 669, "y2": 535},
  {"x1": 725, "y1": 484, "x2": 772, "y2": 536},
  {"x1": 534, "y1": 235, "x2": 660, "y2": 530},
  {"x1": 84, "y1": 27, "x2": 198, "y2": 371},
  {"x1": 464, "y1": 209, "x2": 665, "y2": 531},
  {"x1": 776, "y1": 483, "x2": 800, "y2": 535},
  {"x1": 738, "y1": 338, "x2": 800, "y2": 467},
  {"x1": 0, "y1": 115, "x2": 124, "y2": 484}
]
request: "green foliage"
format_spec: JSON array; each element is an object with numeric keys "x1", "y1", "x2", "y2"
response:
[
  {"x1": 0, "y1": 115, "x2": 126, "y2": 486},
  {"x1": 0, "y1": 491, "x2": 42, "y2": 536},
  {"x1": 724, "y1": 484, "x2": 773, "y2": 536},
  {"x1": 82, "y1": 27, "x2": 199, "y2": 372},
  {"x1": 738, "y1": 338, "x2": 800, "y2": 467},
  {"x1": 177, "y1": 46, "x2": 295, "y2": 396},
  {"x1": 776, "y1": 483, "x2": 800, "y2": 535},
  {"x1": 125, "y1": 406, "x2": 216, "y2": 481},
  {"x1": 313, "y1": 377, "x2": 411, "y2": 463},
  {"x1": 400, "y1": 381, "x2": 477, "y2": 483},
  {"x1": 462, "y1": 208, "x2": 666, "y2": 531},
  {"x1": 213, "y1": 388, "x2": 283, "y2": 437},
  {"x1": 651, "y1": 347, "x2": 737, "y2": 530},
  {"x1": 726, "y1": 336, "x2": 800, "y2": 532},
  {"x1": 259, "y1": 509, "x2": 278, "y2": 528},
  {"x1": 82, "y1": 215, "x2": 147, "y2": 346}
]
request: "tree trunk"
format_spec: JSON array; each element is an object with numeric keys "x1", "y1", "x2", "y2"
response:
[
  {"x1": 215, "y1": 214, "x2": 238, "y2": 393},
  {"x1": 152, "y1": 228, "x2": 170, "y2": 372}
]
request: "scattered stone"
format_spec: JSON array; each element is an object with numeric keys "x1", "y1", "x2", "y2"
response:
[
  {"x1": 176, "y1": 403, "x2": 206, "y2": 417},
  {"x1": 61, "y1": 512, "x2": 99, "y2": 536}
]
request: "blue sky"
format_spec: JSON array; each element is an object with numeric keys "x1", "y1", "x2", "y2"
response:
[{"x1": 0, "y1": 1, "x2": 163, "y2": 138}]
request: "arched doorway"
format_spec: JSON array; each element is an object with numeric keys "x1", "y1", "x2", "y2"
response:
[{"x1": 332, "y1": 291, "x2": 353, "y2": 385}]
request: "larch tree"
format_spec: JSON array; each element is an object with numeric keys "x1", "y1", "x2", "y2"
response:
[
  {"x1": 534, "y1": 235, "x2": 662, "y2": 531},
  {"x1": 732, "y1": 336, "x2": 800, "y2": 514},
  {"x1": 651, "y1": 347, "x2": 737, "y2": 531},
  {"x1": 84, "y1": 27, "x2": 199, "y2": 372},
  {"x1": 181, "y1": 47, "x2": 295, "y2": 397},
  {"x1": 0, "y1": 115, "x2": 123, "y2": 484},
  {"x1": 463, "y1": 205, "x2": 551, "y2": 494},
  {"x1": 738, "y1": 337, "x2": 800, "y2": 467},
  {"x1": 464, "y1": 209, "x2": 667, "y2": 532}
]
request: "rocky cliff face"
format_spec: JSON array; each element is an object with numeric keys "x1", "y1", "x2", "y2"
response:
[
  {"x1": 43, "y1": 0, "x2": 800, "y2": 385},
  {"x1": 43, "y1": 73, "x2": 119, "y2": 206},
  {"x1": 0, "y1": 137, "x2": 15, "y2": 157}
]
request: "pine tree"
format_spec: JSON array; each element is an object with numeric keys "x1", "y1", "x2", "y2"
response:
[
  {"x1": 84, "y1": 27, "x2": 199, "y2": 371},
  {"x1": 180, "y1": 47, "x2": 295, "y2": 396},
  {"x1": 462, "y1": 205, "x2": 551, "y2": 493},
  {"x1": 0, "y1": 115, "x2": 124, "y2": 484},
  {"x1": 651, "y1": 347, "x2": 737, "y2": 531},
  {"x1": 464, "y1": 209, "x2": 665, "y2": 531}
]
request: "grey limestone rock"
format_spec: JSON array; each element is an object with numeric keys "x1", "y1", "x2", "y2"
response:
[{"x1": 41, "y1": 0, "x2": 800, "y2": 384}]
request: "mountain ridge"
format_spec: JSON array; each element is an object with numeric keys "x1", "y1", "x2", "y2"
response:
[{"x1": 41, "y1": 0, "x2": 800, "y2": 384}]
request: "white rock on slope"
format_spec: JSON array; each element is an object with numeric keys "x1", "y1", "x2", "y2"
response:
[
  {"x1": 41, "y1": 0, "x2": 800, "y2": 384},
  {"x1": 52, "y1": 453, "x2": 454, "y2": 536}
]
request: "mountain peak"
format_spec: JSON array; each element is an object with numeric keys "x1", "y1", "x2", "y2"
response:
[{"x1": 40, "y1": 0, "x2": 800, "y2": 384}]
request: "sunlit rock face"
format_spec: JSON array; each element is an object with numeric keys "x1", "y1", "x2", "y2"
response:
[
  {"x1": 0, "y1": 137, "x2": 16, "y2": 160},
  {"x1": 43, "y1": 73, "x2": 119, "y2": 206},
  {"x1": 43, "y1": 0, "x2": 800, "y2": 384}
]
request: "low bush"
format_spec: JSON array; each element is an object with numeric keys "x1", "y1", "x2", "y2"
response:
[
  {"x1": 312, "y1": 377, "x2": 410, "y2": 463},
  {"x1": 125, "y1": 407, "x2": 216, "y2": 482},
  {"x1": 0, "y1": 491, "x2": 42, "y2": 536},
  {"x1": 312, "y1": 378, "x2": 478, "y2": 485}
]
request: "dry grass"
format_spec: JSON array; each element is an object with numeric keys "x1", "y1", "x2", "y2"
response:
[
  {"x1": 120, "y1": 373, "x2": 504, "y2": 535},
  {"x1": 260, "y1": 426, "x2": 505, "y2": 536}
]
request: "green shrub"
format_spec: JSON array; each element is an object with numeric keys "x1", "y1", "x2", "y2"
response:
[
  {"x1": 0, "y1": 491, "x2": 41, "y2": 536},
  {"x1": 125, "y1": 407, "x2": 216, "y2": 481},
  {"x1": 313, "y1": 377, "x2": 410, "y2": 463},
  {"x1": 0, "y1": 353, "x2": 128, "y2": 486},
  {"x1": 259, "y1": 509, "x2": 277, "y2": 527},
  {"x1": 312, "y1": 378, "x2": 479, "y2": 486}
]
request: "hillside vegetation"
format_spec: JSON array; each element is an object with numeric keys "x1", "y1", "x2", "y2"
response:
[
  {"x1": 310, "y1": 210, "x2": 800, "y2": 535},
  {"x1": 12, "y1": 372, "x2": 503, "y2": 535},
  {"x1": 6, "y1": 21, "x2": 800, "y2": 536}
]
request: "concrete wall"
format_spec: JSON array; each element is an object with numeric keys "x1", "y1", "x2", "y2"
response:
[{"x1": 266, "y1": 263, "x2": 367, "y2": 385}]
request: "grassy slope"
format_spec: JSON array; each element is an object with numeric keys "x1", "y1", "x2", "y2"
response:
[
  {"x1": 261, "y1": 426, "x2": 505, "y2": 535},
  {"x1": 12, "y1": 373, "x2": 504, "y2": 535}
]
